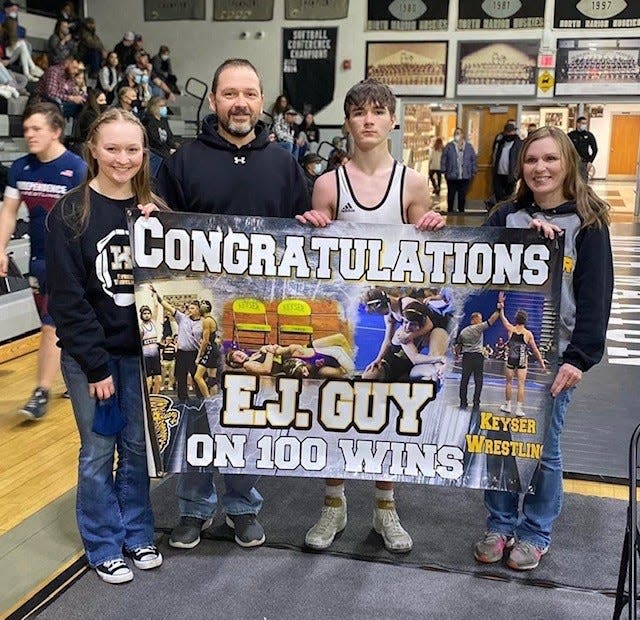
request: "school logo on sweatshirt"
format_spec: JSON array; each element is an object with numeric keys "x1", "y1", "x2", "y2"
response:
[{"x1": 95, "y1": 229, "x2": 135, "y2": 307}]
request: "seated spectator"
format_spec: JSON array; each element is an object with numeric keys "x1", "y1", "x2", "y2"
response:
[
  {"x1": 113, "y1": 30, "x2": 135, "y2": 70},
  {"x1": 68, "y1": 88, "x2": 106, "y2": 154},
  {"x1": 48, "y1": 19, "x2": 76, "y2": 66},
  {"x1": 118, "y1": 64, "x2": 151, "y2": 108},
  {"x1": 115, "y1": 85, "x2": 143, "y2": 119},
  {"x1": 326, "y1": 148, "x2": 348, "y2": 172},
  {"x1": 273, "y1": 107, "x2": 298, "y2": 156},
  {"x1": 98, "y1": 50, "x2": 119, "y2": 104},
  {"x1": 133, "y1": 33, "x2": 146, "y2": 55},
  {"x1": 151, "y1": 45, "x2": 180, "y2": 95},
  {"x1": 299, "y1": 112, "x2": 319, "y2": 151},
  {"x1": 300, "y1": 152, "x2": 323, "y2": 198},
  {"x1": 74, "y1": 61, "x2": 87, "y2": 97},
  {"x1": 133, "y1": 50, "x2": 174, "y2": 101},
  {"x1": 0, "y1": 61, "x2": 19, "y2": 98},
  {"x1": 269, "y1": 93, "x2": 288, "y2": 131},
  {"x1": 33, "y1": 55, "x2": 85, "y2": 118},
  {"x1": 143, "y1": 96, "x2": 178, "y2": 159},
  {"x1": 57, "y1": 1, "x2": 81, "y2": 39},
  {"x1": 77, "y1": 17, "x2": 106, "y2": 77},
  {"x1": 1, "y1": 2, "x2": 44, "y2": 81}
]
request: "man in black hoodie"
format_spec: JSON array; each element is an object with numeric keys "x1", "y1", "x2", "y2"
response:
[
  {"x1": 491, "y1": 122, "x2": 522, "y2": 202},
  {"x1": 157, "y1": 58, "x2": 309, "y2": 552}
]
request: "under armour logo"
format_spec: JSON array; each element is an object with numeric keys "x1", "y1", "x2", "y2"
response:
[
  {"x1": 234, "y1": 156, "x2": 246, "y2": 165},
  {"x1": 341, "y1": 202, "x2": 355, "y2": 213}
]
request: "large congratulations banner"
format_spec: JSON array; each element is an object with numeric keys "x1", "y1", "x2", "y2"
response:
[{"x1": 129, "y1": 212, "x2": 562, "y2": 493}]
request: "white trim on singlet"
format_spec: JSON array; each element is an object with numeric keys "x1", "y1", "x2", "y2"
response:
[
  {"x1": 334, "y1": 161, "x2": 407, "y2": 224},
  {"x1": 141, "y1": 321, "x2": 158, "y2": 357}
]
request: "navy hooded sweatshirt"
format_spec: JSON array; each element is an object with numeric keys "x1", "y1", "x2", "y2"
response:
[{"x1": 157, "y1": 115, "x2": 309, "y2": 217}]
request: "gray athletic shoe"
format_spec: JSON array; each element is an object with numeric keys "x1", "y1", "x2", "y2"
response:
[
  {"x1": 169, "y1": 516, "x2": 213, "y2": 549},
  {"x1": 20, "y1": 387, "x2": 49, "y2": 420},
  {"x1": 225, "y1": 513, "x2": 265, "y2": 547},
  {"x1": 474, "y1": 532, "x2": 515, "y2": 563}
]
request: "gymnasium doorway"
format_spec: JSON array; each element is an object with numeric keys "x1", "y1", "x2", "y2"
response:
[{"x1": 608, "y1": 114, "x2": 640, "y2": 180}]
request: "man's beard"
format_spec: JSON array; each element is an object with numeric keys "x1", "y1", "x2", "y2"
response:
[{"x1": 220, "y1": 109, "x2": 255, "y2": 137}]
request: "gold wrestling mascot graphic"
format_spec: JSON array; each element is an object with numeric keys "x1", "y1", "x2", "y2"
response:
[{"x1": 149, "y1": 394, "x2": 180, "y2": 452}]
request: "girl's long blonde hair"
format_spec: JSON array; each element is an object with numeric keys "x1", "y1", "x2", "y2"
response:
[{"x1": 62, "y1": 108, "x2": 169, "y2": 234}]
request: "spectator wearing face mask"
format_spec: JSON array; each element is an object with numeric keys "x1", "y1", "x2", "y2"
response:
[
  {"x1": 118, "y1": 64, "x2": 151, "y2": 108},
  {"x1": 491, "y1": 122, "x2": 522, "y2": 202},
  {"x1": 143, "y1": 96, "x2": 178, "y2": 160},
  {"x1": 69, "y1": 88, "x2": 107, "y2": 153},
  {"x1": 567, "y1": 116, "x2": 598, "y2": 181},
  {"x1": 440, "y1": 127, "x2": 477, "y2": 213},
  {"x1": 115, "y1": 86, "x2": 143, "y2": 119},
  {"x1": 300, "y1": 152, "x2": 323, "y2": 198},
  {"x1": 151, "y1": 45, "x2": 180, "y2": 95}
]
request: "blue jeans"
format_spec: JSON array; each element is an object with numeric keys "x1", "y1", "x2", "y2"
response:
[
  {"x1": 61, "y1": 351, "x2": 154, "y2": 567},
  {"x1": 177, "y1": 473, "x2": 262, "y2": 521},
  {"x1": 483, "y1": 387, "x2": 575, "y2": 549}
]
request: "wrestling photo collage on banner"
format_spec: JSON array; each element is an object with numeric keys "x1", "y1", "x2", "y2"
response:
[{"x1": 128, "y1": 211, "x2": 562, "y2": 496}]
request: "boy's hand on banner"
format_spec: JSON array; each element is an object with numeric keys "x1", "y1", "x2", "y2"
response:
[
  {"x1": 138, "y1": 203, "x2": 160, "y2": 219},
  {"x1": 296, "y1": 210, "x2": 332, "y2": 227},
  {"x1": 530, "y1": 218, "x2": 562, "y2": 240},
  {"x1": 550, "y1": 362, "x2": 582, "y2": 397},
  {"x1": 414, "y1": 210, "x2": 445, "y2": 231}
]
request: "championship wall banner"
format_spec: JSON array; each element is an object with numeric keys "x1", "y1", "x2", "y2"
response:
[
  {"x1": 212, "y1": 0, "x2": 274, "y2": 21},
  {"x1": 130, "y1": 213, "x2": 562, "y2": 493},
  {"x1": 144, "y1": 0, "x2": 205, "y2": 21},
  {"x1": 282, "y1": 27, "x2": 337, "y2": 115},
  {"x1": 554, "y1": 0, "x2": 640, "y2": 29},
  {"x1": 366, "y1": 0, "x2": 449, "y2": 31},
  {"x1": 285, "y1": 0, "x2": 349, "y2": 20},
  {"x1": 457, "y1": 0, "x2": 544, "y2": 30}
]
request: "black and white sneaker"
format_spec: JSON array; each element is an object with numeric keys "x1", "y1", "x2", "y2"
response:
[
  {"x1": 127, "y1": 545, "x2": 163, "y2": 570},
  {"x1": 20, "y1": 387, "x2": 49, "y2": 420},
  {"x1": 95, "y1": 558, "x2": 133, "y2": 584}
]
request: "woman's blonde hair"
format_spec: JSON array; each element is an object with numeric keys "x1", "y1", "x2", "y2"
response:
[
  {"x1": 513, "y1": 125, "x2": 610, "y2": 229},
  {"x1": 146, "y1": 96, "x2": 166, "y2": 119},
  {"x1": 63, "y1": 108, "x2": 168, "y2": 234}
]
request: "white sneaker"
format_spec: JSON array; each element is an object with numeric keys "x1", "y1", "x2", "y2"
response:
[
  {"x1": 305, "y1": 497, "x2": 347, "y2": 550},
  {"x1": 515, "y1": 404, "x2": 525, "y2": 417},
  {"x1": 0, "y1": 85, "x2": 12, "y2": 99},
  {"x1": 500, "y1": 401, "x2": 511, "y2": 413},
  {"x1": 373, "y1": 503, "x2": 413, "y2": 553},
  {"x1": 95, "y1": 558, "x2": 133, "y2": 584},
  {"x1": 127, "y1": 545, "x2": 163, "y2": 570},
  {"x1": 29, "y1": 64, "x2": 44, "y2": 77}
]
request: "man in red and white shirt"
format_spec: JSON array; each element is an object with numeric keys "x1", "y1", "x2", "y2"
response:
[{"x1": 34, "y1": 55, "x2": 86, "y2": 118}]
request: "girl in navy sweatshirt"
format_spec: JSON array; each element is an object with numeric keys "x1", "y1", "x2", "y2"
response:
[
  {"x1": 473, "y1": 125, "x2": 613, "y2": 572},
  {"x1": 46, "y1": 108, "x2": 168, "y2": 584}
]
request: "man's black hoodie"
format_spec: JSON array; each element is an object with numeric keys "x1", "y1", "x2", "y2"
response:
[{"x1": 157, "y1": 115, "x2": 309, "y2": 217}]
